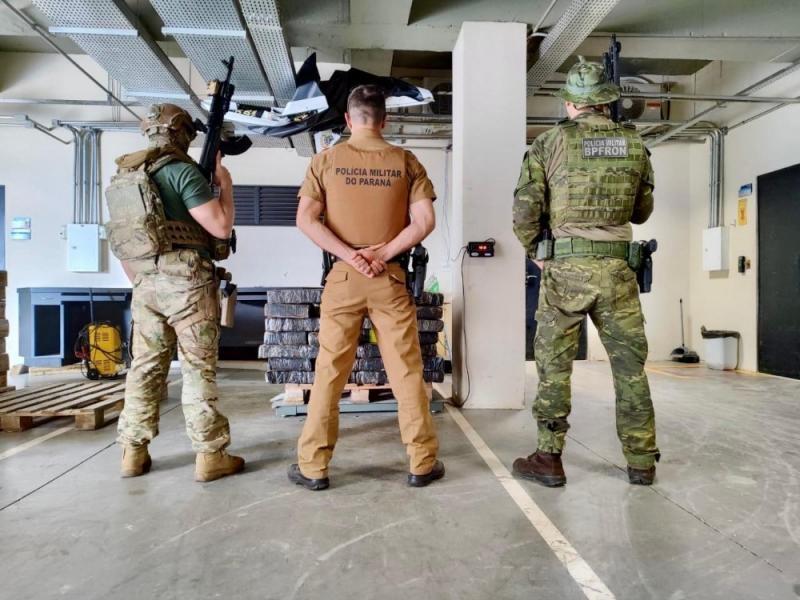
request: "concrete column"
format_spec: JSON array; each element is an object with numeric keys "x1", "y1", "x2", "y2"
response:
[{"x1": 451, "y1": 22, "x2": 527, "y2": 409}]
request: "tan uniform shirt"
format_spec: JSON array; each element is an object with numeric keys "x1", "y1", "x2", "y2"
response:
[{"x1": 299, "y1": 130, "x2": 436, "y2": 247}]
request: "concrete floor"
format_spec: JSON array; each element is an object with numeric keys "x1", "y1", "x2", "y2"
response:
[{"x1": 0, "y1": 362, "x2": 798, "y2": 600}]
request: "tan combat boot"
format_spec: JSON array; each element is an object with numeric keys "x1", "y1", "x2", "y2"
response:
[
  {"x1": 120, "y1": 445, "x2": 152, "y2": 478},
  {"x1": 195, "y1": 450, "x2": 245, "y2": 482}
]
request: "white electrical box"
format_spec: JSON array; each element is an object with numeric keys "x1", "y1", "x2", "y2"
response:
[
  {"x1": 67, "y1": 223, "x2": 101, "y2": 272},
  {"x1": 702, "y1": 226, "x2": 728, "y2": 271}
]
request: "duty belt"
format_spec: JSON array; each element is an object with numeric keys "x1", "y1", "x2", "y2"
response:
[{"x1": 553, "y1": 238, "x2": 629, "y2": 259}]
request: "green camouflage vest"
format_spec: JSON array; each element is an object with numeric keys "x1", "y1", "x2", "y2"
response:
[{"x1": 549, "y1": 119, "x2": 647, "y2": 229}]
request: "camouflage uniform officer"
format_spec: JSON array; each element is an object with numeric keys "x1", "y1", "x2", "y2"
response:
[
  {"x1": 110, "y1": 104, "x2": 244, "y2": 482},
  {"x1": 512, "y1": 58, "x2": 660, "y2": 487}
]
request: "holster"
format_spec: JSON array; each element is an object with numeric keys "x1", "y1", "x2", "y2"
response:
[{"x1": 216, "y1": 267, "x2": 237, "y2": 328}]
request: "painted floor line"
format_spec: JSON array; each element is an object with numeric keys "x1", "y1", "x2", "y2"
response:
[
  {"x1": 645, "y1": 366, "x2": 692, "y2": 379},
  {"x1": 0, "y1": 425, "x2": 75, "y2": 461},
  {"x1": 445, "y1": 404, "x2": 616, "y2": 600}
]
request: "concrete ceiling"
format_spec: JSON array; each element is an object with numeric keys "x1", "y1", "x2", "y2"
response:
[{"x1": 1, "y1": 0, "x2": 799, "y2": 86}]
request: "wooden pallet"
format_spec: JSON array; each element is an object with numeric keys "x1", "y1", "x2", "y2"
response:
[
  {"x1": 282, "y1": 382, "x2": 433, "y2": 405},
  {"x1": 0, "y1": 381, "x2": 126, "y2": 432}
]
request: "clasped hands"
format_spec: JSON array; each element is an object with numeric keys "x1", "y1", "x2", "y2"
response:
[{"x1": 344, "y1": 243, "x2": 389, "y2": 278}]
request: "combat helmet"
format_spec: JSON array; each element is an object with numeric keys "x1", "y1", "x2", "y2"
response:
[
  {"x1": 554, "y1": 57, "x2": 620, "y2": 105},
  {"x1": 141, "y1": 103, "x2": 197, "y2": 149}
]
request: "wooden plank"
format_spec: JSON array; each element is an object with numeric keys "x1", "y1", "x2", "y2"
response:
[
  {"x1": 0, "y1": 382, "x2": 91, "y2": 408},
  {"x1": 283, "y1": 384, "x2": 306, "y2": 406},
  {"x1": 0, "y1": 382, "x2": 110, "y2": 412},
  {"x1": 12, "y1": 384, "x2": 125, "y2": 416},
  {"x1": 0, "y1": 415, "x2": 34, "y2": 432},
  {"x1": 349, "y1": 388, "x2": 370, "y2": 403},
  {"x1": 65, "y1": 393, "x2": 125, "y2": 414},
  {"x1": 0, "y1": 384, "x2": 124, "y2": 414}
]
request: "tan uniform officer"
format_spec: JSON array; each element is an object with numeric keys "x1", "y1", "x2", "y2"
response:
[{"x1": 288, "y1": 85, "x2": 444, "y2": 491}]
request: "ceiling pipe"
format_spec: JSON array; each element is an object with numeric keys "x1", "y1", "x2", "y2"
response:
[
  {"x1": 0, "y1": 98, "x2": 143, "y2": 107},
  {"x1": 530, "y1": 89, "x2": 800, "y2": 104},
  {"x1": 0, "y1": 0, "x2": 140, "y2": 121},
  {"x1": 727, "y1": 93, "x2": 800, "y2": 131},
  {"x1": 531, "y1": 0, "x2": 559, "y2": 35},
  {"x1": 647, "y1": 58, "x2": 800, "y2": 147}
]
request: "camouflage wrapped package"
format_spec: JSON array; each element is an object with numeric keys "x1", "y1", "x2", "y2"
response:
[
  {"x1": 416, "y1": 306, "x2": 444, "y2": 320},
  {"x1": 267, "y1": 371, "x2": 315, "y2": 385},
  {"x1": 259, "y1": 345, "x2": 319, "y2": 359},
  {"x1": 264, "y1": 331, "x2": 309, "y2": 346},
  {"x1": 264, "y1": 303, "x2": 315, "y2": 319},
  {"x1": 268, "y1": 358, "x2": 314, "y2": 372},
  {"x1": 265, "y1": 318, "x2": 321, "y2": 332},
  {"x1": 267, "y1": 288, "x2": 323, "y2": 304}
]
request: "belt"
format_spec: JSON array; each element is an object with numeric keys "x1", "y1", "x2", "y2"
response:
[{"x1": 553, "y1": 238, "x2": 630, "y2": 259}]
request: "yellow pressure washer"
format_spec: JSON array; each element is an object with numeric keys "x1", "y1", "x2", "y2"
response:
[{"x1": 73, "y1": 290, "x2": 127, "y2": 380}]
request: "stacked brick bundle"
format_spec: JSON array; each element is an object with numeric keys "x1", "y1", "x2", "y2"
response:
[
  {"x1": 0, "y1": 271, "x2": 11, "y2": 393},
  {"x1": 260, "y1": 287, "x2": 446, "y2": 386}
]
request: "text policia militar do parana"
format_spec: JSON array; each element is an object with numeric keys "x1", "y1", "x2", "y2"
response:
[{"x1": 335, "y1": 167, "x2": 402, "y2": 187}]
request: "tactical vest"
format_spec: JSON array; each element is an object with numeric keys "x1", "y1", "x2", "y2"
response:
[
  {"x1": 105, "y1": 153, "x2": 228, "y2": 261},
  {"x1": 325, "y1": 145, "x2": 410, "y2": 247},
  {"x1": 549, "y1": 119, "x2": 646, "y2": 229}
]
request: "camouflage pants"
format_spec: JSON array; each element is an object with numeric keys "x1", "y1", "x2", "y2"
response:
[
  {"x1": 117, "y1": 250, "x2": 230, "y2": 453},
  {"x1": 534, "y1": 256, "x2": 659, "y2": 468}
]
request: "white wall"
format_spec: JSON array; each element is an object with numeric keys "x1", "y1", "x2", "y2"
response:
[
  {"x1": 0, "y1": 51, "x2": 452, "y2": 366},
  {"x1": 681, "y1": 62, "x2": 800, "y2": 372}
]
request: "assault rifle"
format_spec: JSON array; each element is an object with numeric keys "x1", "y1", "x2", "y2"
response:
[
  {"x1": 602, "y1": 34, "x2": 622, "y2": 123},
  {"x1": 195, "y1": 56, "x2": 252, "y2": 181}
]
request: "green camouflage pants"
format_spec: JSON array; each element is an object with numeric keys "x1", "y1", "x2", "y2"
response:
[
  {"x1": 534, "y1": 256, "x2": 659, "y2": 468},
  {"x1": 117, "y1": 250, "x2": 230, "y2": 453}
]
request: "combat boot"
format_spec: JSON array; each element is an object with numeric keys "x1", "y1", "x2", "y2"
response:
[
  {"x1": 512, "y1": 451, "x2": 566, "y2": 487},
  {"x1": 120, "y1": 445, "x2": 151, "y2": 478},
  {"x1": 627, "y1": 465, "x2": 655, "y2": 485},
  {"x1": 195, "y1": 450, "x2": 245, "y2": 482}
]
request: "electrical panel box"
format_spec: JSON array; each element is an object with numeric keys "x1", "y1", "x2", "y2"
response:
[
  {"x1": 67, "y1": 223, "x2": 101, "y2": 272},
  {"x1": 702, "y1": 226, "x2": 728, "y2": 271}
]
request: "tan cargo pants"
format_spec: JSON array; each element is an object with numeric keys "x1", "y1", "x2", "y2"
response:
[
  {"x1": 117, "y1": 250, "x2": 231, "y2": 453},
  {"x1": 297, "y1": 262, "x2": 439, "y2": 478}
]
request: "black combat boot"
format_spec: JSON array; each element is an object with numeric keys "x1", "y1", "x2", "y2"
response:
[
  {"x1": 407, "y1": 460, "x2": 446, "y2": 487},
  {"x1": 627, "y1": 465, "x2": 656, "y2": 485},
  {"x1": 288, "y1": 464, "x2": 330, "y2": 491},
  {"x1": 512, "y1": 451, "x2": 567, "y2": 487}
]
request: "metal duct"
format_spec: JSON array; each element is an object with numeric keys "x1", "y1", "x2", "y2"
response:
[
  {"x1": 33, "y1": 0, "x2": 202, "y2": 118},
  {"x1": 527, "y1": 0, "x2": 622, "y2": 90},
  {"x1": 239, "y1": 0, "x2": 315, "y2": 156},
  {"x1": 149, "y1": 0, "x2": 290, "y2": 149},
  {"x1": 708, "y1": 130, "x2": 725, "y2": 228}
]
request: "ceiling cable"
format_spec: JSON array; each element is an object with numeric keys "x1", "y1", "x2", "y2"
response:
[{"x1": 0, "y1": 0, "x2": 141, "y2": 121}]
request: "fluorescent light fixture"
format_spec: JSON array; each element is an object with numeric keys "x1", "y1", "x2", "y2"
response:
[
  {"x1": 49, "y1": 27, "x2": 138, "y2": 36},
  {"x1": 124, "y1": 92, "x2": 192, "y2": 100},
  {"x1": 162, "y1": 27, "x2": 246, "y2": 38}
]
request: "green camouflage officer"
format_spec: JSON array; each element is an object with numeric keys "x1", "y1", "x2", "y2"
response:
[
  {"x1": 512, "y1": 58, "x2": 660, "y2": 487},
  {"x1": 107, "y1": 103, "x2": 244, "y2": 482}
]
